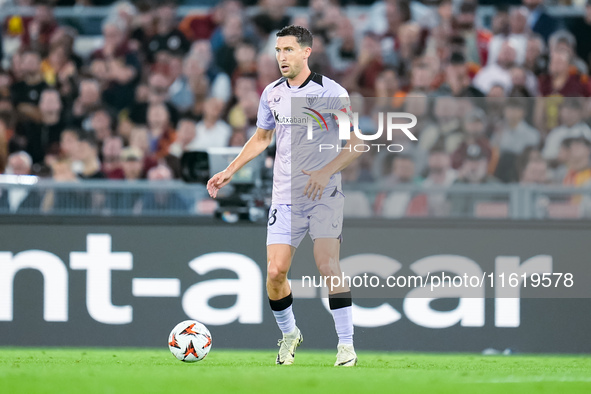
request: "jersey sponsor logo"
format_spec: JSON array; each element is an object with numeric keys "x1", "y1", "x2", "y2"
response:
[{"x1": 273, "y1": 110, "x2": 308, "y2": 125}]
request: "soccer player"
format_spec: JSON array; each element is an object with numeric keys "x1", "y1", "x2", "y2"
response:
[{"x1": 207, "y1": 25, "x2": 362, "y2": 367}]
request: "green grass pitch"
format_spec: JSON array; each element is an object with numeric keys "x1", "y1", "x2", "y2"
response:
[{"x1": 1, "y1": 348, "x2": 590, "y2": 394}]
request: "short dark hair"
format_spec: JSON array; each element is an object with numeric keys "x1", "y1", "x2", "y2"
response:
[
  {"x1": 78, "y1": 130, "x2": 98, "y2": 149},
  {"x1": 276, "y1": 25, "x2": 313, "y2": 48},
  {"x1": 505, "y1": 97, "x2": 527, "y2": 110}
]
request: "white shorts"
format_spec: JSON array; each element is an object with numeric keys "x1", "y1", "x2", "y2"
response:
[{"x1": 266, "y1": 190, "x2": 345, "y2": 248}]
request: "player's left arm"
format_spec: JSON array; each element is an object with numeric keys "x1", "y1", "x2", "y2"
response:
[{"x1": 302, "y1": 131, "x2": 363, "y2": 201}]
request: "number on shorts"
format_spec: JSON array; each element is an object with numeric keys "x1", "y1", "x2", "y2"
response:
[{"x1": 269, "y1": 209, "x2": 277, "y2": 226}]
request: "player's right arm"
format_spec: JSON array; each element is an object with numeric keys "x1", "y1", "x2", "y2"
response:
[{"x1": 206, "y1": 127, "x2": 274, "y2": 198}]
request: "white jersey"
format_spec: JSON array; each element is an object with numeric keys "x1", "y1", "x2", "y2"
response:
[{"x1": 256, "y1": 72, "x2": 352, "y2": 204}]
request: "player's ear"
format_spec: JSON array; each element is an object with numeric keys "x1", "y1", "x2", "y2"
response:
[{"x1": 303, "y1": 46, "x2": 312, "y2": 59}]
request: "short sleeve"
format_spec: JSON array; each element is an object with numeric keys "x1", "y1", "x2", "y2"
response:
[
  {"x1": 330, "y1": 86, "x2": 355, "y2": 133},
  {"x1": 256, "y1": 86, "x2": 276, "y2": 130}
]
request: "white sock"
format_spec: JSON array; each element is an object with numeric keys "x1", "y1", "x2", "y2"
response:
[
  {"x1": 273, "y1": 305, "x2": 296, "y2": 335},
  {"x1": 331, "y1": 306, "x2": 353, "y2": 345}
]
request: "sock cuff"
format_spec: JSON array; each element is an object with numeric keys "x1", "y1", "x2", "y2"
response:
[
  {"x1": 269, "y1": 292, "x2": 293, "y2": 311},
  {"x1": 329, "y1": 291, "x2": 352, "y2": 310}
]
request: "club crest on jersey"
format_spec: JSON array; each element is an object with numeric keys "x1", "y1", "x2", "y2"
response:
[{"x1": 306, "y1": 94, "x2": 318, "y2": 107}]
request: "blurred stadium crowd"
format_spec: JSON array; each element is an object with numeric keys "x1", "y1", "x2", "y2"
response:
[{"x1": 1, "y1": 0, "x2": 591, "y2": 218}]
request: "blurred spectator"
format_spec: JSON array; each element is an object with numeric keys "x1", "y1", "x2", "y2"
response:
[
  {"x1": 0, "y1": 151, "x2": 42, "y2": 213},
  {"x1": 396, "y1": 22, "x2": 423, "y2": 78},
  {"x1": 548, "y1": 30, "x2": 586, "y2": 73},
  {"x1": 49, "y1": 26, "x2": 83, "y2": 70},
  {"x1": 20, "y1": 2, "x2": 59, "y2": 55},
  {"x1": 308, "y1": 35, "x2": 334, "y2": 78},
  {"x1": 490, "y1": 6, "x2": 510, "y2": 37},
  {"x1": 41, "y1": 42, "x2": 77, "y2": 98},
  {"x1": 539, "y1": 47, "x2": 590, "y2": 98},
  {"x1": 88, "y1": 107, "x2": 115, "y2": 145},
  {"x1": 129, "y1": 1, "x2": 157, "y2": 55},
  {"x1": 178, "y1": 1, "x2": 219, "y2": 42},
  {"x1": 473, "y1": 41, "x2": 520, "y2": 95},
  {"x1": 493, "y1": 97, "x2": 540, "y2": 156},
  {"x1": 120, "y1": 146, "x2": 145, "y2": 181},
  {"x1": 343, "y1": 32, "x2": 384, "y2": 97},
  {"x1": 451, "y1": 107, "x2": 492, "y2": 170},
  {"x1": 189, "y1": 40, "x2": 232, "y2": 103},
  {"x1": 128, "y1": 125, "x2": 158, "y2": 174},
  {"x1": 524, "y1": 35, "x2": 547, "y2": 76},
  {"x1": 405, "y1": 148, "x2": 456, "y2": 217},
  {"x1": 257, "y1": 53, "x2": 281, "y2": 92},
  {"x1": 191, "y1": 98, "x2": 232, "y2": 149},
  {"x1": 252, "y1": 0, "x2": 291, "y2": 41},
  {"x1": 0, "y1": 113, "x2": 13, "y2": 174},
  {"x1": 169, "y1": 116, "x2": 197, "y2": 157},
  {"x1": 406, "y1": 58, "x2": 437, "y2": 94},
  {"x1": 128, "y1": 72, "x2": 179, "y2": 127},
  {"x1": 227, "y1": 88, "x2": 259, "y2": 139},
  {"x1": 74, "y1": 131, "x2": 105, "y2": 179},
  {"x1": 101, "y1": 136, "x2": 124, "y2": 179},
  {"x1": 168, "y1": 55, "x2": 204, "y2": 114},
  {"x1": 309, "y1": 0, "x2": 341, "y2": 44},
  {"x1": 91, "y1": 19, "x2": 141, "y2": 111},
  {"x1": 214, "y1": 13, "x2": 245, "y2": 76},
  {"x1": 450, "y1": 144, "x2": 501, "y2": 216},
  {"x1": 0, "y1": 70, "x2": 12, "y2": 109},
  {"x1": 326, "y1": 14, "x2": 357, "y2": 75},
  {"x1": 523, "y1": 0, "x2": 560, "y2": 42},
  {"x1": 492, "y1": 97, "x2": 540, "y2": 182},
  {"x1": 11, "y1": 88, "x2": 63, "y2": 166},
  {"x1": 229, "y1": 130, "x2": 247, "y2": 147},
  {"x1": 107, "y1": 1, "x2": 138, "y2": 38},
  {"x1": 567, "y1": 1, "x2": 591, "y2": 70},
  {"x1": 509, "y1": 65, "x2": 538, "y2": 97},
  {"x1": 145, "y1": 0, "x2": 190, "y2": 63},
  {"x1": 146, "y1": 103, "x2": 176, "y2": 159},
  {"x1": 376, "y1": 155, "x2": 419, "y2": 218},
  {"x1": 50, "y1": 157, "x2": 77, "y2": 183},
  {"x1": 380, "y1": 154, "x2": 418, "y2": 187},
  {"x1": 71, "y1": 77, "x2": 103, "y2": 127},
  {"x1": 105, "y1": 146, "x2": 144, "y2": 213},
  {"x1": 419, "y1": 96, "x2": 462, "y2": 154},
  {"x1": 11, "y1": 50, "x2": 49, "y2": 120},
  {"x1": 562, "y1": 137, "x2": 591, "y2": 187},
  {"x1": 436, "y1": 52, "x2": 484, "y2": 97},
  {"x1": 41, "y1": 157, "x2": 82, "y2": 213},
  {"x1": 536, "y1": 49, "x2": 590, "y2": 134},
  {"x1": 59, "y1": 127, "x2": 78, "y2": 155},
  {"x1": 140, "y1": 164, "x2": 188, "y2": 214},
  {"x1": 453, "y1": 1, "x2": 491, "y2": 67},
  {"x1": 520, "y1": 154, "x2": 549, "y2": 185},
  {"x1": 487, "y1": 6, "x2": 529, "y2": 67},
  {"x1": 374, "y1": 68, "x2": 399, "y2": 109},
  {"x1": 542, "y1": 98, "x2": 591, "y2": 162},
  {"x1": 232, "y1": 41, "x2": 258, "y2": 83},
  {"x1": 485, "y1": 84, "x2": 507, "y2": 130}
]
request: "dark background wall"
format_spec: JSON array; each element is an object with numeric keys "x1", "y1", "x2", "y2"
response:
[{"x1": 0, "y1": 217, "x2": 589, "y2": 353}]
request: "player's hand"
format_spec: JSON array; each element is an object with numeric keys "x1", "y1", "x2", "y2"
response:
[
  {"x1": 207, "y1": 169, "x2": 233, "y2": 198},
  {"x1": 302, "y1": 169, "x2": 331, "y2": 200}
]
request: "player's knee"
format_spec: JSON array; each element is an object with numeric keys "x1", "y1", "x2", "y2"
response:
[{"x1": 267, "y1": 263, "x2": 289, "y2": 284}]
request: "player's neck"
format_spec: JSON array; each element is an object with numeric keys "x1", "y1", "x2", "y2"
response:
[{"x1": 287, "y1": 68, "x2": 312, "y2": 87}]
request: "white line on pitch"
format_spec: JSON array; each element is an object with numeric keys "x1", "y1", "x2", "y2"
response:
[
  {"x1": 132, "y1": 278, "x2": 181, "y2": 297},
  {"x1": 469, "y1": 376, "x2": 591, "y2": 383}
]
